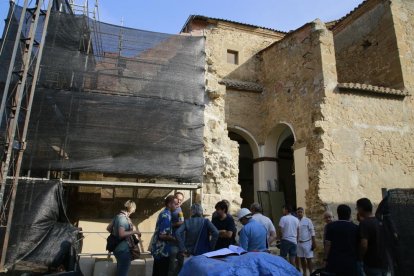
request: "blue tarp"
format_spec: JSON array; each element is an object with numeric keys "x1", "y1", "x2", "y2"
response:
[{"x1": 179, "y1": 252, "x2": 301, "y2": 276}]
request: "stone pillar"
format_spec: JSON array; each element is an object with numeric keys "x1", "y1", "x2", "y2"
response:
[{"x1": 293, "y1": 143, "x2": 309, "y2": 209}]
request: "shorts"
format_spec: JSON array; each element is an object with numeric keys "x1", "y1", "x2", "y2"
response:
[
  {"x1": 280, "y1": 239, "x2": 297, "y2": 258},
  {"x1": 297, "y1": 240, "x2": 313, "y2": 258}
]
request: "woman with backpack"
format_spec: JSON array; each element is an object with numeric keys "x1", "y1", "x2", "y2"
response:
[
  {"x1": 176, "y1": 203, "x2": 219, "y2": 258},
  {"x1": 106, "y1": 200, "x2": 141, "y2": 276}
]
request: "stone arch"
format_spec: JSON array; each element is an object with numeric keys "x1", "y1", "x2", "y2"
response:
[
  {"x1": 228, "y1": 126, "x2": 259, "y2": 208},
  {"x1": 227, "y1": 126, "x2": 260, "y2": 159},
  {"x1": 263, "y1": 122, "x2": 296, "y2": 158},
  {"x1": 260, "y1": 122, "x2": 308, "y2": 212}
]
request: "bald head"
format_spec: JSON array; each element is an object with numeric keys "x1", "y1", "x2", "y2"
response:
[{"x1": 323, "y1": 211, "x2": 333, "y2": 224}]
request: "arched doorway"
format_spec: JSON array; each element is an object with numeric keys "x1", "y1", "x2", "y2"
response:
[
  {"x1": 277, "y1": 131, "x2": 296, "y2": 209},
  {"x1": 263, "y1": 123, "x2": 298, "y2": 211},
  {"x1": 228, "y1": 131, "x2": 254, "y2": 208}
]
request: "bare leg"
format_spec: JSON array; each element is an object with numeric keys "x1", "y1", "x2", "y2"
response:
[
  {"x1": 295, "y1": 257, "x2": 301, "y2": 272},
  {"x1": 289, "y1": 256, "x2": 297, "y2": 269},
  {"x1": 300, "y1": 258, "x2": 307, "y2": 276},
  {"x1": 306, "y1": 258, "x2": 313, "y2": 275}
]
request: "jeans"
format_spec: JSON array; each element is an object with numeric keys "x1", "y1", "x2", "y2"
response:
[
  {"x1": 364, "y1": 265, "x2": 388, "y2": 276},
  {"x1": 114, "y1": 250, "x2": 131, "y2": 276},
  {"x1": 168, "y1": 245, "x2": 184, "y2": 276}
]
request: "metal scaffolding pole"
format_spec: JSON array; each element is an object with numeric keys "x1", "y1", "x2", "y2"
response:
[{"x1": 0, "y1": 0, "x2": 54, "y2": 271}]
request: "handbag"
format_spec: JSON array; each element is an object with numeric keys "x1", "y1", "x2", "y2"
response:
[
  {"x1": 130, "y1": 244, "x2": 141, "y2": 260},
  {"x1": 106, "y1": 233, "x2": 121, "y2": 252}
]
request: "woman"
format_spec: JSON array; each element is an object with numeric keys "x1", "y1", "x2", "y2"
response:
[
  {"x1": 107, "y1": 200, "x2": 141, "y2": 276},
  {"x1": 176, "y1": 203, "x2": 219, "y2": 256}
]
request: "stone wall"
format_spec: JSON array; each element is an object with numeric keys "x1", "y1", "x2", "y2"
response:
[
  {"x1": 391, "y1": 0, "x2": 414, "y2": 91},
  {"x1": 260, "y1": 20, "x2": 332, "y2": 219},
  {"x1": 333, "y1": 0, "x2": 404, "y2": 89},
  {"x1": 198, "y1": 21, "x2": 282, "y2": 215}
]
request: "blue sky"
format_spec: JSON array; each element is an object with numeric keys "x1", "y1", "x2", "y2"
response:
[{"x1": 1, "y1": 0, "x2": 363, "y2": 36}]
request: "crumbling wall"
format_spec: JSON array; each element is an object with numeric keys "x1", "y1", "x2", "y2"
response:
[
  {"x1": 260, "y1": 20, "x2": 332, "y2": 222},
  {"x1": 333, "y1": 0, "x2": 404, "y2": 88},
  {"x1": 201, "y1": 23, "x2": 281, "y2": 215},
  {"x1": 320, "y1": 0, "x2": 414, "y2": 216},
  {"x1": 259, "y1": 21, "x2": 343, "y2": 262}
]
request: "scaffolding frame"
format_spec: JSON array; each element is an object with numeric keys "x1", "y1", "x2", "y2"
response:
[
  {"x1": 0, "y1": 1, "x2": 205, "y2": 270},
  {"x1": 0, "y1": 0, "x2": 54, "y2": 271}
]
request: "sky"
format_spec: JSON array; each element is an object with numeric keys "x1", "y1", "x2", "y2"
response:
[{"x1": 0, "y1": 0, "x2": 364, "y2": 36}]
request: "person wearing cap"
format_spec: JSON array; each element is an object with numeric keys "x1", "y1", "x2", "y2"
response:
[
  {"x1": 250, "y1": 202, "x2": 277, "y2": 246},
  {"x1": 238, "y1": 208, "x2": 267, "y2": 252}
]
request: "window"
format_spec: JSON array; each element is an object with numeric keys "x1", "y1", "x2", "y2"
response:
[{"x1": 227, "y1": 50, "x2": 239, "y2": 65}]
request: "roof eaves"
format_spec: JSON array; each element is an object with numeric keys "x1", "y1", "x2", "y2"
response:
[{"x1": 180, "y1": 14, "x2": 287, "y2": 35}]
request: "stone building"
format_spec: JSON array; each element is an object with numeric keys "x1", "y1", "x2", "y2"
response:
[
  {"x1": 180, "y1": 0, "x2": 414, "y2": 247},
  {"x1": 34, "y1": 0, "x2": 413, "y2": 255}
]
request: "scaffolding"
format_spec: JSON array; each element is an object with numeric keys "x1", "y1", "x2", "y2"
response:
[{"x1": 0, "y1": 0, "x2": 205, "y2": 272}]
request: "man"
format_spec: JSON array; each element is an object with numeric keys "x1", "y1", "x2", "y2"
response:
[
  {"x1": 238, "y1": 208, "x2": 267, "y2": 252},
  {"x1": 296, "y1": 207, "x2": 316, "y2": 276},
  {"x1": 151, "y1": 195, "x2": 178, "y2": 276},
  {"x1": 250, "y1": 202, "x2": 277, "y2": 246},
  {"x1": 357, "y1": 198, "x2": 388, "y2": 276},
  {"x1": 176, "y1": 204, "x2": 219, "y2": 256},
  {"x1": 323, "y1": 210, "x2": 333, "y2": 250},
  {"x1": 212, "y1": 200, "x2": 236, "y2": 250},
  {"x1": 278, "y1": 205, "x2": 299, "y2": 266},
  {"x1": 325, "y1": 204, "x2": 359, "y2": 276},
  {"x1": 169, "y1": 192, "x2": 185, "y2": 275}
]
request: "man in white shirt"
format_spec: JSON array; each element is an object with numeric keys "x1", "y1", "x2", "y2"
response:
[
  {"x1": 250, "y1": 202, "x2": 277, "y2": 246},
  {"x1": 296, "y1": 207, "x2": 316, "y2": 276},
  {"x1": 278, "y1": 205, "x2": 299, "y2": 266}
]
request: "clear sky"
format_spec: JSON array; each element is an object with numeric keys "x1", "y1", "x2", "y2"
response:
[{"x1": 1, "y1": 0, "x2": 364, "y2": 36}]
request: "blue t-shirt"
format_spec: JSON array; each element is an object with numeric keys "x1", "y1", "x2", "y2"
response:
[
  {"x1": 239, "y1": 219, "x2": 267, "y2": 252},
  {"x1": 113, "y1": 214, "x2": 130, "y2": 254}
]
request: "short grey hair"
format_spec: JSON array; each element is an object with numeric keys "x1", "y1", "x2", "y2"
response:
[
  {"x1": 250, "y1": 202, "x2": 262, "y2": 213},
  {"x1": 191, "y1": 203, "x2": 203, "y2": 217}
]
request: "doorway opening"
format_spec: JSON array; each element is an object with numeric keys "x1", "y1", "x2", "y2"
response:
[
  {"x1": 277, "y1": 131, "x2": 296, "y2": 209},
  {"x1": 229, "y1": 132, "x2": 254, "y2": 208}
]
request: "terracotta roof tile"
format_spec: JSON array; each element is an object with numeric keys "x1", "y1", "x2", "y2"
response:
[
  {"x1": 337, "y1": 83, "x2": 409, "y2": 97},
  {"x1": 219, "y1": 79, "x2": 263, "y2": 92}
]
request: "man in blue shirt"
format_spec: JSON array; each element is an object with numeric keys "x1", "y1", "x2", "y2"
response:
[
  {"x1": 151, "y1": 195, "x2": 178, "y2": 276},
  {"x1": 238, "y1": 208, "x2": 267, "y2": 252}
]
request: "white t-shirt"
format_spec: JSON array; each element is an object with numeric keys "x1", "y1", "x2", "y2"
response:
[
  {"x1": 298, "y1": 217, "x2": 315, "y2": 242},
  {"x1": 252, "y1": 213, "x2": 276, "y2": 241},
  {"x1": 279, "y1": 214, "x2": 299, "y2": 244}
]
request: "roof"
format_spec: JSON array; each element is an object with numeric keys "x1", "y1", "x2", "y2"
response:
[
  {"x1": 180, "y1": 15, "x2": 287, "y2": 34},
  {"x1": 329, "y1": 0, "x2": 372, "y2": 31},
  {"x1": 337, "y1": 83, "x2": 409, "y2": 97},
  {"x1": 219, "y1": 79, "x2": 263, "y2": 92}
]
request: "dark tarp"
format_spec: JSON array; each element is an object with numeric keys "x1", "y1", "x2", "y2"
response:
[
  {"x1": 0, "y1": 180, "x2": 81, "y2": 273},
  {"x1": 376, "y1": 189, "x2": 414, "y2": 276},
  {"x1": 0, "y1": 4, "x2": 205, "y2": 182}
]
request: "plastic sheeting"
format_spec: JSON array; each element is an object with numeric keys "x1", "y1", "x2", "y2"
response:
[
  {"x1": 179, "y1": 253, "x2": 301, "y2": 276},
  {"x1": 376, "y1": 189, "x2": 414, "y2": 276},
  {"x1": 0, "y1": 3, "x2": 205, "y2": 182},
  {"x1": 0, "y1": 180, "x2": 80, "y2": 272}
]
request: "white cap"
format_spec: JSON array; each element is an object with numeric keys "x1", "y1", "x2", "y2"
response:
[{"x1": 237, "y1": 208, "x2": 252, "y2": 220}]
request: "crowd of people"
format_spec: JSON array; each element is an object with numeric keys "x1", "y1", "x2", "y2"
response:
[{"x1": 108, "y1": 194, "x2": 389, "y2": 276}]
